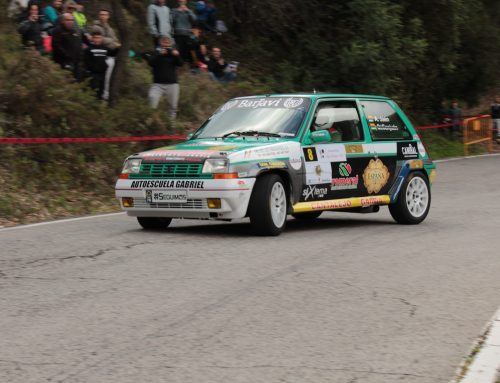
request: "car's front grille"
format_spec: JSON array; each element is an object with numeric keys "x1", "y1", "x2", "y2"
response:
[
  {"x1": 133, "y1": 198, "x2": 207, "y2": 209},
  {"x1": 129, "y1": 163, "x2": 211, "y2": 179}
]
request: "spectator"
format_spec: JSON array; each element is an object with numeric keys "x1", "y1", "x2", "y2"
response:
[
  {"x1": 207, "y1": 47, "x2": 237, "y2": 82},
  {"x1": 147, "y1": 0, "x2": 173, "y2": 48},
  {"x1": 94, "y1": 8, "x2": 120, "y2": 101},
  {"x1": 51, "y1": 12, "x2": 83, "y2": 80},
  {"x1": 64, "y1": 0, "x2": 86, "y2": 30},
  {"x1": 449, "y1": 100, "x2": 462, "y2": 137},
  {"x1": 18, "y1": 3, "x2": 43, "y2": 51},
  {"x1": 492, "y1": 97, "x2": 500, "y2": 141},
  {"x1": 84, "y1": 28, "x2": 109, "y2": 99},
  {"x1": 142, "y1": 36, "x2": 183, "y2": 119},
  {"x1": 188, "y1": 25, "x2": 208, "y2": 72},
  {"x1": 172, "y1": 0, "x2": 196, "y2": 63},
  {"x1": 9, "y1": 0, "x2": 30, "y2": 19},
  {"x1": 43, "y1": 0, "x2": 63, "y2": 26},
  {"x1": 195, "y1": 0, "x2": 216, "y2": 32}
]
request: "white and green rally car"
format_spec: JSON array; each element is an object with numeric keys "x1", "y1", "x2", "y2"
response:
[{"x1": 116, "y1": 94, "x2": 436, "y2": 235}]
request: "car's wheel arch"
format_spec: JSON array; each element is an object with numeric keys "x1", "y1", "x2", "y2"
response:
[
  {"x1": 391, "y1": 169, "x2": 430, "y2": 204},
  {"x1": 248, "y1": 169, "x2": 294, "y2": 214}
]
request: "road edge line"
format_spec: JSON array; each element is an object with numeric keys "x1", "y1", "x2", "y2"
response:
[
  {"x1": 0, "y1": 212, "x2": 125, "y2": 232},
  {"x1": 435, "y1": 153, "x2": 500, "y2": 163},
  {"x1": 453, "y1": 307, "x2": 500, "y2": 383}
]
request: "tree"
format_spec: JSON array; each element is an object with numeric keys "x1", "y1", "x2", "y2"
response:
[{"x1": 109, "y1": 0, "x2": 131, "y2": 107}]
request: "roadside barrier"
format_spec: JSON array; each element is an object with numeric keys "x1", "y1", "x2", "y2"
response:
[{"x1": 462, "y1": 115, "x2": 492, "y2": 155}]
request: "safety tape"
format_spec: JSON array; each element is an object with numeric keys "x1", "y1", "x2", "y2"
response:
[
  {"x1": 0, "y1": 115, "x2": 492, "y2": 144},
  {"x1": 0, "y1": 135, "x2": 187, "y2": 144}
]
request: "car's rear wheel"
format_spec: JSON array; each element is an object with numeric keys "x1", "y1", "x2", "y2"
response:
[
  {"x1": 389, "y1": 171, "x2": 431, "y2": 224},
  {"x1": 292, "y1": 211, "x2": 322, "y2": 220},
  {"x1": 248, "y1": 174, "x2": 288, "y2": 236},
  {"x1": 137, "y1": 217, "x2": 172, "y2": 230}
]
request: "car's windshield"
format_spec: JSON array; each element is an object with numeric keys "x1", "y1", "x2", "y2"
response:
[{"x1": 193, "y1": 97, "x2": 311, "y2": 139}]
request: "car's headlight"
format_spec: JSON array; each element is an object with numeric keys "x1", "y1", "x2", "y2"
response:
[
  {"x1": 122, "y1": 158, "x2": 142, "y2": 174},
  {"x1": 202, "y1": 158, "x2": 228, "y2": 174}
]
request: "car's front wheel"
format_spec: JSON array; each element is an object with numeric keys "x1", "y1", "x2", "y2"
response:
[
  {"x1": 248, "y1": 174, "x2": 288, "y2": 236},
  {"x1": 389, "y1": 171, "x2": 431, "y2": 224},
  {"x1": 137, "y1": 217, "x2": 172, "y2": 230}
]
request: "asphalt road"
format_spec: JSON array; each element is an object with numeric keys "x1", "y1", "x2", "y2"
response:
[{"x1": 1, "y1": 155, "x2": 500, "y2": 383}]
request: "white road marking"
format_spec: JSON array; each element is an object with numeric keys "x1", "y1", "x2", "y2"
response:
[
  {"x1": 0, "y1": 212, "x2": 125, "y2": 233},
  {"x1": 435, "y1": 153, "x2": 500, "y2": 163},
  {"x1": 456, "y1": 307, "x2": 500, "y2": 383}
]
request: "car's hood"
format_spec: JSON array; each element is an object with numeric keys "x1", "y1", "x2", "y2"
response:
[{"x1": 134, "y1": 139, "x2": 301, "y2": 164}]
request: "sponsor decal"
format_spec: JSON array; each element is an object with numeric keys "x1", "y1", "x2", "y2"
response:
[
  {"x1": 345, "y1": 144, "x2": 364, "y2": 154},
  {"x1": 311, "y1": 199, "x2": 353, "y2": 210},
  {"x1": 317, "y1": 144, "x2": 347, "y2": 162},
  {"x1": 302, "y1": 185, "x2": 329, "y2": 201},
  {"x1": 289, "y1": 157, "x2": 302, "y2": 170},
  {"x1": 305, "y1": 162, "x2": 332, "y2": 185},
  {"x1": 258, "y1": 161, "x2": 287, "y2": 169},
  {"x1": 141, "y1": 150, "x2": 215, "y2": 158},
  {"x1": 331, "y1": 162, "x2": 359, "y2": 191},
  {"x1": 284, "y1": 98, "x2": 304, "y2": 108},
  {"x1": 362, "y1": 158, "x2": 390, "y2": 194},
  {"x1": 130, "y1": 180, "x2": 205, "y2": 189},
  {"x1": 417, "y1": 142, "x2": 426, "y2": 157},
  {"x1": 207, "y1": 145, "x2": 238, "y2": 151},
  {"x1": 409, "y1": 159, "x2": 424, "y2": 169},
  {"x1": 360, "y1": 196, "x2": 389, "y2": 207},
  {"x1": 293, "y1": 195, "x2": 391, "y2": 213},
  {"x1": 303, "y1": 147, "x2": 318, "y2": 162},
  {"x1": 238, "y1": 99, "x2": 282, "y2": 109},
  {"x1": 397, "y1": 141, "x2": 419, "y2": 160},
  {"x1": 220, "y1": 100, "x2": 239, "y2": 112},
  {"x1": 429, "y1": 169, "x2": 437, "y2": 184}
]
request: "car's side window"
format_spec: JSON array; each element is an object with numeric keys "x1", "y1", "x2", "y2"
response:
[
  {"x1": 311, "y1": 101, "x2": 364, "y2": 142},
  {"x1": 361, "y1": 100, "x2": 412, "y2": 140}
]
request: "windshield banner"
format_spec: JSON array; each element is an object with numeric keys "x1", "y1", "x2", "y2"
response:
[{"x1": 219, "y1": 97, "x2": 310, "y2": 112}]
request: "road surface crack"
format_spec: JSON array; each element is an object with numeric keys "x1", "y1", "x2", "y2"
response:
[{"x1": 395, "y1": 298, "x2": 417, "y2": 317}]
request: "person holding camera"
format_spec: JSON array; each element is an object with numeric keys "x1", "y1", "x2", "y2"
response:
[
  {"x1": 207, "y1": 47, "x2": 237, "y2": 83},
  {"x1": 142, "y1": 36, "x2": 183, "y2": 120}
]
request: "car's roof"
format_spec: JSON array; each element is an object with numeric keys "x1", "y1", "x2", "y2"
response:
[{"x1": 235, "y1": 93, "x2": 391, "y2": 101}]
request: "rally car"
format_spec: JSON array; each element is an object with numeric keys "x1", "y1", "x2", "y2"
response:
[{"x1": 116, "y1": 94, "x2": 436, "y2": 235}]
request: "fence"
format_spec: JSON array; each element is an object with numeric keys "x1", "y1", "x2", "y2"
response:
[{"x1": 462, "y1": 115, "x2": 493, "y2": 156}]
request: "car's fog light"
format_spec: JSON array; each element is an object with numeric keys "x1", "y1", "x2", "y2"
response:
[
  {"x1": 122, "y1": 197, "x2": 134, "y2": 208},
  {"x1": 207, "y1": 198, "x2": 221, "y2": 209}
]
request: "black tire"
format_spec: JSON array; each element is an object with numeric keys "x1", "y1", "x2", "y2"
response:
[
  {"x1": 248, "y1": 173, "x2": 288, "y2": 236},
  {"x1": 292, "y1": 211, "x2": 322, "y2": 220},
  {"x1": 137, "y1": 217, "x2": 172, "y2": 230},
  {"x1": 389, "y1": 171, "x2": 431, "y2": 224}
]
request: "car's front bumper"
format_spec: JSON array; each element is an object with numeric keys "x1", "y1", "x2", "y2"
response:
[{"x1": 115, "y1": 178, "x2": 256, "y2": 220}]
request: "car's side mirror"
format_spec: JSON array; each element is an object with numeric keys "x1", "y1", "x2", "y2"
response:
[
  {"x1": 308, "y1": 130, "x2": 331, "y2": 144},
  {"x1": 186, "y1": 133, "x2": 193, "y2": 140}
]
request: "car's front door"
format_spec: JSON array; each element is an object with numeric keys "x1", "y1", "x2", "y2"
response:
[{"x1": 300, "y1": 99, "x2": 371, "y2": 203}]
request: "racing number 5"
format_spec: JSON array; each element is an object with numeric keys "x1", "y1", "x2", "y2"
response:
[{"x1": 303, "y1": 147, "x2": 318, "y2": 162}]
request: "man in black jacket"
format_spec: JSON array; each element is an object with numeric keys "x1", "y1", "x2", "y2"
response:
[
  {"x1": 84, "y1": 28, "x2": 109, "y2": 99},
  {"x1": 18, "y1": 3, "x2": 43, "y2": 52},
  {"x1": 207, "y1": 47, "x2": 236, "y2": 83},
  {"x1": 143, "y1": 36, "x2": 183, "y2": 119},
  {"x1": 51, "y1": 12, "x2": 83, "y2": 80}
]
